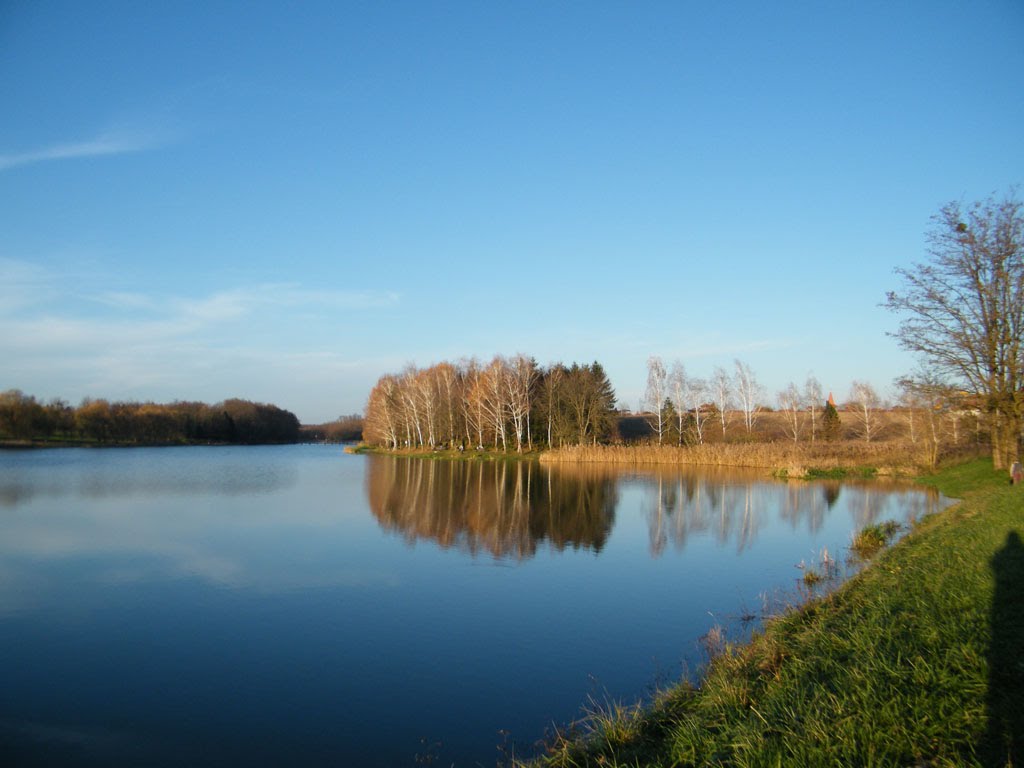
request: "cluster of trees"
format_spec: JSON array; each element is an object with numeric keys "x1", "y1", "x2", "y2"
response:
[
  {"x1": 642, "y1": 356, "x2": 866, "y2": 446},
  {"x1": 363, "y1": 356, "x2": 616, "y2": 451},
  {"x1": 642, "y1": 351, "x2": 991, "y2": 455},
  {"x1": 0, "y1": 390, "x2": 301, "y2": 444},
  {"x1": 642, "y1": 357, "x2": 790, "y2": 445}
]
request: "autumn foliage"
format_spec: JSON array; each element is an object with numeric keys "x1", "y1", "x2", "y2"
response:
[
  {"x1": 364, "y1": 356, "x2": 617, "y2": 452},
  {"x1": 0, "y1": 389, "x2": 300, "y2": 445}
]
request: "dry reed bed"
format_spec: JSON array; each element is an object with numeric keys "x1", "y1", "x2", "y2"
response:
[{"x1": 539, "y1": 441, "x2": 931, "y2": 476}]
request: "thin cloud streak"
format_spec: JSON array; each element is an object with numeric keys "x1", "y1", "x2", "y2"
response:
[
  {"x1": 173, "y1": 284, "x2": 400, "y2": 322},
  {"x1": 3, "y1": 284, "x2": 401, "y2": 351},
  {"x1": 0, "y1": 130, "x2": 163, "y2": 172}
]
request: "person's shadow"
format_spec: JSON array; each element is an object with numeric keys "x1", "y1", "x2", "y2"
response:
[{"x1": 982, "y1": 530, "x2": 1024, "y2": 765}]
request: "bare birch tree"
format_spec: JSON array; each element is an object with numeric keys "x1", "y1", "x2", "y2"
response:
[
  {"x1": 414, "y1": 367, "x2": 439, "y2": 447},
  {"x1": 365, "y1": 375, "x2": 400, "y2": 448},
  {"x1": 399, "y1": 365, "x2": 425, "y2": 447},
  {"x1": 506, "y1": 354, "x2": 537, "y2": 453},
  {"x1": 478, "y1": 357, "x2": 509, "y2": 451},
  {"x1": 460, "y1": 359, "x2": 487, "y2": 448},
  {"x1": 435, "y1": 361, "x2": 460, "y2": 448},
  {"x1": 777, "y1": 382, "x2": 803, "y2": 443},
  {"x1": 733, "y1": 359, "x2": 763, "y2": 435},
  {"x1": 710, "y1": 366, "x2": 732, "y2": 439},
  {"x1": 849, "y1": 380, "x2": 881, "y2": 443},
  {"x1": 644, "y1": 356, "x2": 669, "y2": 445},
  {"x1": 684, "y1": 374, "x2": 709, "y2": 445},
  {"x1": 803, "y1": 375, "x2": 823, "y2": 443}
]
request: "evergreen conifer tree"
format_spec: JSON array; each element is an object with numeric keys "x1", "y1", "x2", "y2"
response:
[{"x1": 822, "y1": 399, "x2": 841, "y2": 441}]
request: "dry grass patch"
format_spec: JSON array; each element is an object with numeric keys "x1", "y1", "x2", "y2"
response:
[{"x1": 539, "y1": 441, "x2": 933, "y2": 476}]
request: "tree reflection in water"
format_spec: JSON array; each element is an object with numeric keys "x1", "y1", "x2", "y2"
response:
[
  {"x1": 642, "y1": 468, "x2": 766, "y2": 556},
  {"x1": 367, "y1": 457, "x2": 950, "y2": 561},
  {"x1": 366, "y1": 456, "x2": 617, "y2": 559}
]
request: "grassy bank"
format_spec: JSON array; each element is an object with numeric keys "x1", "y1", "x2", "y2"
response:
[{"x1": 521, "y1": 458, "x2": 1022, "y2": 767}]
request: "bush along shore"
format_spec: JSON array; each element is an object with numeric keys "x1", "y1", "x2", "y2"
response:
[{"x1": 517, "y1": 458, "x2": 1023, "y2": 768}]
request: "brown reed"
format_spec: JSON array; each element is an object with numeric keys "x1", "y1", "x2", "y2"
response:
[{"x1": 537, "y1": 440, "x2": 934, "y2": 476}]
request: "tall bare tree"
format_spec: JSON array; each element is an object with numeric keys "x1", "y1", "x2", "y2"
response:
[
  {"x1": 849, "y1": 380, "x2": 882, "y2": 443},
  {"x1": 710, "y1": 366, "x2": 732, "y2": 439},
  {"x1": 886, "y1": 191, "x2": 1024, "y2": 468},
  {"x1": 644, "y1": 356, "x2": 669, "y2": 445},
  {"x1": 478, "y1": 357, "x2": 510, "y2": 451},
  {"x1": 803, "y1": 375, "x2": 823, "y2": 443},
  {"x1": 777, "y1": 382, "x2": 803, "y2": 444},
  {"x1": 461, "y1": 358, "x2": 487, "y2": 448},
  {"x1": 539, "y1": 365, "x2": 565, "y2": 448},
  {"x1": 733, "y1": 359, "x2": 763, "y2": 435},
  {"x1": 669, "y1": 361, "x2": 688, "y2": 445},
  {"x1": 435, "y1": 361, "x2": 460, "y2": 448},
  {"x1": 364, "y1": 375, "x2": 400, "y2": 448},
  {"x1": 506, "y1": 354, "x2": 537, "y2": 453},
  {"x1": 683, "y1": 373, "x2": 709, "y2": 445},
  {"x1": 896, "y1": 372, "x2": 950, "y2": 467}
]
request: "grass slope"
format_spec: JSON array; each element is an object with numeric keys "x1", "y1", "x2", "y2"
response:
[{"x1": 525, "y1": 459, "x2": 1023, "y2": 767}]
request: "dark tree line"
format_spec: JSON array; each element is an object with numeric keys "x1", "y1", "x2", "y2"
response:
[
  {"x1": 299, "y1": 414, "x2": 364, "y2": 442},
  {"x1": 364, "y1": 355, "x2": 617, "y2": 451},
  {"x1": 0, "y1": 390, "x2": 301, "y2": 445}
]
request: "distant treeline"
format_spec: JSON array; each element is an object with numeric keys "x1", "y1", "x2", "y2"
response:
[
  {"x1": 299, "y1": 414, "x2": 364, "y2": 443},
  {"x1": 0, "y1": 390, "x2": 301, "y2": 445}
]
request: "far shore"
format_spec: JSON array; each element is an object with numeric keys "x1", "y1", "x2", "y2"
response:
[{"x1": 0, "y1": 438, "x2": 326, "y2": 450}]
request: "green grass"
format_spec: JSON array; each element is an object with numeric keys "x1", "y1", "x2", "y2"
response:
[
  {"x1": 850, "y1": 520, "x2": 902, "y2": 559},
  {"x1": 915, "y1": 456, "x2": 1012, "y2": 498},
  {"x1": 522, "y1": 457, "x2": 1023, "y2": 767},
  {"x1": 802, "y1": 465, "x2": 880, "y2": 480}
]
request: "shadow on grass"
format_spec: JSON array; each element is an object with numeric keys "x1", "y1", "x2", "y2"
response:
[{"x1": 982, "y1": 529, "x2": 1024, "y2": 765}]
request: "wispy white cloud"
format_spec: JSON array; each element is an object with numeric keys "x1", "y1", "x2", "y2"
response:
[
  {"x1": 0, "y1": 128, "x2": 168, "y2": 172},
  {"x1": 175, "y1": 284, "x2": 400, "y2": 316},
  {"x1": 5, "y1": 282, "x2": 400, "y2": 351}
]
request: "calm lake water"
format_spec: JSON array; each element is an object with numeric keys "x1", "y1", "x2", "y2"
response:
[{"x1": 0, "y1": 445, "x2": 949, "y2": 767}]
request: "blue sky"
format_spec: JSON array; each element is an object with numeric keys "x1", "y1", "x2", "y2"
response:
[{"x1": 2, "y1": 1, "x2": 1022, "y2": 423}]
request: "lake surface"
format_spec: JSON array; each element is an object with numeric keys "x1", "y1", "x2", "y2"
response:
[{"x1": 0, "y1": 445, "x2": 950, "y2": 767}]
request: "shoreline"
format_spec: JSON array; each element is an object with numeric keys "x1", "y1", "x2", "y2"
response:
[
  {"x1": 0, "y1": 438, "x2": 310, "y2": 450},
  {"x1": 519, "y1": 457, "x2": 1020, "y2": 767},
  {"x1": 348, "y1": 441, "x2": 983, "y2": 480},
  {"x1": 345, "y1": 444, "x2": 544, "y2": 462}
]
